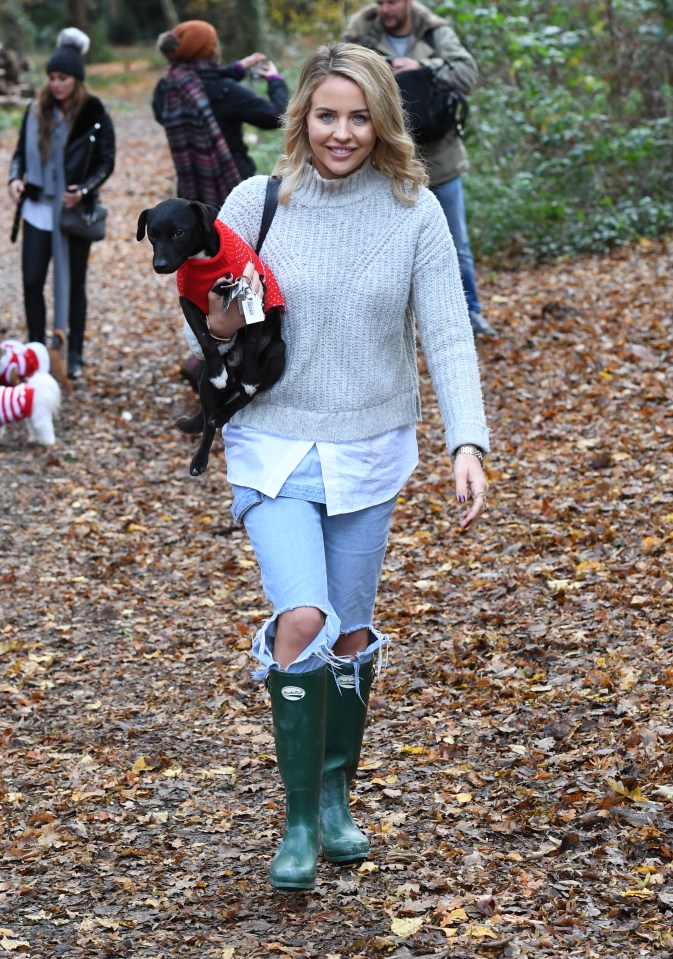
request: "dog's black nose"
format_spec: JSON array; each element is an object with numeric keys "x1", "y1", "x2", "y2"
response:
[{"x1": 153, "y1": 261, "x2": 173, "y2": 274}]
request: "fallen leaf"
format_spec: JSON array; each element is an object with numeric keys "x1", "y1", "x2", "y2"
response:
[
  {"x1": 390, "y1": 915, "x2": 427, "y2": 938},
  {"x1": 132, "y1": 756, "x2": 156, "y2": 773}
]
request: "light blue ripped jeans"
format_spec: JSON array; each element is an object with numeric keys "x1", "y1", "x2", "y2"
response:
[{"x1": 231, "y1": 484, "x2": 397, "y2": 680}]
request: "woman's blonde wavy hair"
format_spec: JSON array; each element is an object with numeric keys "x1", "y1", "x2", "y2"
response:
[{"x1": 274, "y1": 43, "x2": 427, "y2": 205}]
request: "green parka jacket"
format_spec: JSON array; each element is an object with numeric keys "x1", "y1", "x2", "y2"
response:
[{"x1": 343, "y1": 1, "x2": 478, "y2": 187}]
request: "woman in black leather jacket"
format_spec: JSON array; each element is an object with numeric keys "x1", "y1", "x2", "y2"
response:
[{"x1": 8, "y1": 28, "x2": 115, "y2": 380}]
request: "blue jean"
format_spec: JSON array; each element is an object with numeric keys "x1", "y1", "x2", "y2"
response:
[
  {"x1": 431, "y1": 175, "x2": 481, "y2": 316},
  {"x1": 231, "y1": 487, "x2": 397, "y2": 676}
]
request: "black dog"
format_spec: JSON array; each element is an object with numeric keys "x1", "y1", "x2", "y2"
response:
[{"x1": 136, "y1": 198, "x2": 285, "y2": 476}]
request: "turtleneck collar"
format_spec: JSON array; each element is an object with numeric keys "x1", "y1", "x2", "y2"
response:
[{"x1": 293, "y1": 157, "x2": 389, "y2": 206}]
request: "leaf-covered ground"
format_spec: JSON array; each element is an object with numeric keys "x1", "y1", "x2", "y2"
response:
[{"x1": 1, "y1": 64, "x2": 672, "y2": 959}]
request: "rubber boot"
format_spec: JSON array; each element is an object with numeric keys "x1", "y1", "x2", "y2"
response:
[
  {"x1": 320, "y1": 660, "x2": 374, "y2": 863},
  {"x1": 267, "y1": 666, "x2": 326, "y2": 890}
]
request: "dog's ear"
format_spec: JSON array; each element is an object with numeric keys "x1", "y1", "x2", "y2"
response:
[
  {"x1": 191, "y1": 202, "x2": 220, "y2": 258},
  {"x1": 136, "y1": 209, "x2": 150, "y2": 241},
  {"x1": 192, "y1": 201, "x2": 220, "y2": 224}
]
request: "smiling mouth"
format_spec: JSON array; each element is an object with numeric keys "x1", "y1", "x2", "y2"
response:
[{"x1": 328, "y1": 147, "x2": 355, "y2": 156}]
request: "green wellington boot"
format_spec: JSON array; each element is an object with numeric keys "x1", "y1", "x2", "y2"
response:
[
  {"x1": 267, "y1": 665, "x2": 327, "y2": 890},
  {"x1": 320, "y1": 659, "x2": 375, "y2": 863}
]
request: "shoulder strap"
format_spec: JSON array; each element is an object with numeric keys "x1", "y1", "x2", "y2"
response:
[
  {"x1": 427, "y1": 28, "x2": 454, "y2": 65},
  {"x1": 256, "y1": 175, "x2": 281, "y2": 255}
]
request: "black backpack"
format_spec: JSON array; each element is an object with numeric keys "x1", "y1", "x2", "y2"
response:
[{"x1": 393, "y1": 30, "x2": 469, "y2": 143}]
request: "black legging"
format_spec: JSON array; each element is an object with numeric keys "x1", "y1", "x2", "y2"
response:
[{"x1": 21, "y1": 220, "x2": 92, "y2": 356}]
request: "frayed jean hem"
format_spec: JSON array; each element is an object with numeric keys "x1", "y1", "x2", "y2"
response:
[
  {"x1": 329, "y1": 626, "x2": 389, "y2": 700},
  {"x1": 251, "y1": 605, "x2": 344, "y2": 678}
]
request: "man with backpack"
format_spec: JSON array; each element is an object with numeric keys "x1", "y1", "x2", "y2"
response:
[{"x1": 343, "y1": 0, "x2": 495, "y2": 337}]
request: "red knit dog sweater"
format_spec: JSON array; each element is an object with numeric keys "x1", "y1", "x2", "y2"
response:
[{"x1": 176, "y1": 219, "x2": 284, "y2": 315}]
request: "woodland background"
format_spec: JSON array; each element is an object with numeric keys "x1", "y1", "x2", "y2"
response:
[
  {"x1": 1, "y1": 0, "x2": 672, "y2": 263},
  {"x1": 0, "y1": 2, "x2": 672, "y2": 958}
]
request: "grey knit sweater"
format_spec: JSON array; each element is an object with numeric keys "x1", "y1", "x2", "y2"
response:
[{"x1": 218, "y1": 160, "x2": 489, "y2": 453}]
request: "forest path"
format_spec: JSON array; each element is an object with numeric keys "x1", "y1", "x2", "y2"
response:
[{"x1": 0, "y1": 83, "x2": 672, "y2": 958}]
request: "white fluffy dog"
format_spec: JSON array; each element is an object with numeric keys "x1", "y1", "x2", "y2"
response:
[{"x1": 0, "y1": 372, "x2": 61, "y2": 445}]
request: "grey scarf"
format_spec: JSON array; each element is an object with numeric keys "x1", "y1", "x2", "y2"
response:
[{"x1": 24, "y1": 106, "x2": 71, "y2": 334}]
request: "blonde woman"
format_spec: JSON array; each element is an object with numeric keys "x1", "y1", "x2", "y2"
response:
[{"x1": 191, "y1": 42, "x2": 490, "y2": 890}]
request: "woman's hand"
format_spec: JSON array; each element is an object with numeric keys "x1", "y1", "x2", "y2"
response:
[
  {"x1": 454, "y1": 451, "x2": 490, "y2": 530},
  {"x1": 256, "y1": 60, "x2": 280, "y2": 79},
  {"x1": 206, "y1": 261, "x2": 263, "y2": 341},
  {"x1": 62, "y1": 185, "x2": 83, "y2": 209},
  {"x1": 240, "y1": 52, "x2": 266, "y2": 71},
  {"x1": 8, "y1": 179, "x2": 24, "y2": 205}
]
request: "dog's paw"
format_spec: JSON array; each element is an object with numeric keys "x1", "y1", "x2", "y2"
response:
[
  {"x1": 26, "y1": 420, "x2": 56, "y2": 445},
  {"x1": 190, "y1": 456, "x2": 208, "y2": 476},
  {"x1": 210, "y1": 369, "x2": 229, "y2": 390}
]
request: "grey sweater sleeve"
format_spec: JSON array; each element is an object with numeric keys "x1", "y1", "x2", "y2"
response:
[{"x1": 411, "y1": 190, "x2": 490, "y2": 453}]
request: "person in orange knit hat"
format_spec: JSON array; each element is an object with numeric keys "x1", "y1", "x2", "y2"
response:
[
  {"x1": 152, "y1": 19, "x2": 289, "y2": 387},
  {"x1": 153, "y1": 19, "x2": 288, "y2": 198},
  {"x1": 166, "y1": 19, "x2": 219, "y2": 61}
]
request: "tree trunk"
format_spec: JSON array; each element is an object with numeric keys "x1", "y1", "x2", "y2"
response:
[
  {"x1": 160, "y1": 0, "x2": 179, "y2": 28},
  {"x1": 235, "y1": 0, "x2": 261, "y2": 55},
  {"x1": 0, "y1": 0, "x2": 28, "y2": 53},
  {"x1": 67, "y1": 0, "x2": 88, "y2": 32}
]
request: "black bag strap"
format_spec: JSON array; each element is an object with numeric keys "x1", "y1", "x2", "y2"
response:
[
  {"x1": 425, "y1": 28, "x2": 469, "y2": 137},
  {"x1": 256, "y1": 175, "x2": 280, "y2": 255},
  {"x1": 426, "y1": 28, "x2": 453, "y2": 75}
]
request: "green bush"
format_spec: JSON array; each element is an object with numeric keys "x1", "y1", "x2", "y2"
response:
[
  {"x1": 438, "y1": 0, "x2": 673, "y2": 263},
  {"x1": 254, "y1": 1, "x2": 673, "y2": 264}
]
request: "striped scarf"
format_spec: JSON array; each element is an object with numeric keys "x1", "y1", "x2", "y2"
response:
[
  {"x1": 161, "y1": 62, "x2": 242, "y2": 208},
  {"x1": 0, "y1": 383, "x2": 34, "y2": 425}
]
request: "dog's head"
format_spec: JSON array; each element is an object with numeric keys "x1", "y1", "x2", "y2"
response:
[{"x1": 136, "y1": 198, "x2": 220, "y2": 274}]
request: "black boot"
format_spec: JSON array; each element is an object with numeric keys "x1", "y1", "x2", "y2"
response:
[
  {"x1": 67, "y1": 331, "x2": 84, "y2": 380},
  {"x1": 469, "y1": 311, "x2": 496, "y2": 337},
  {"x1": 67, "y1": 352, "x2": 84, "y2": 380},
  {"x1": 267, "y1": 666, "x2": 326, "y2": 889},
  {"x1": 320, "y1": 660, "x2": 374, "y2": 863}
]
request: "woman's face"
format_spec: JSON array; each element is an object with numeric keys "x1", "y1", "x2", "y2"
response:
[
  {"x1": 48, "y1": 72, "x2": 77, "y2": 107},
  {"x1": 306, "y1": 75, "x2": 376, "y2": 180}
]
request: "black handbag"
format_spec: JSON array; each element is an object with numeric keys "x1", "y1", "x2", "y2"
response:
[
  {"x1": 59, "y1": 120, "x2": 108, "y2": 242},
  {"x1": 60, "y1": 198, "x2": 108, "y2": 242}
]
